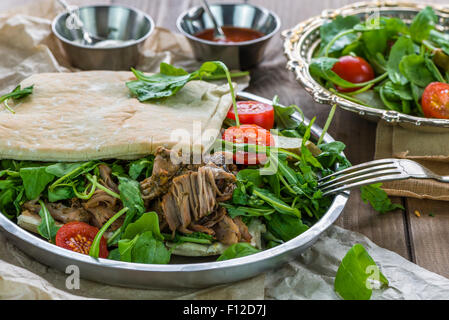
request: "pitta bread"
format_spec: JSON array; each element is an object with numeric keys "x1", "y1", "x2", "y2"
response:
[{"x1": 0, "y1": 71, "x2": 233, "y2": 161}]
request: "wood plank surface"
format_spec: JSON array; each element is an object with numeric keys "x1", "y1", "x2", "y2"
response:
[{"x1": 2, "y1": 0, "x2": 449, "y2": 278}]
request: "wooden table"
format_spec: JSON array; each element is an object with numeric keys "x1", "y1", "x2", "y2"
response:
[{"x1": 3, "y1": 0, "x2": 449, "y2": 279}]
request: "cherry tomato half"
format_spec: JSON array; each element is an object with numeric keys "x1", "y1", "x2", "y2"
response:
[
  {"x1": 226, "y1": 101, "x2": 275, "y2": 130},
  {"x1": 422, "y1": 82, "x2": 449, "y2": 119},
  {"x1": 223, "y1": 124, "x2": 275, "y2": 165},
  {"x1": 55, "y1": 222, "x2": 108, "y2": 258},
  {"x1": 331, "y1": 56, "x2": 375, "y2": 93}
]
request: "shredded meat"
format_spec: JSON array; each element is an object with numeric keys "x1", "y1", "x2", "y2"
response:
[
  {"x1": 82, "y1": 190, "x2": 122, "y2": 230},
  {"x1": 233, "y1": 216, "x2": 252, "y2": 242},
  {"x1": 22, "y1": 199, "x2": 90, "y2": 224},
  {"x1": 98, "y1": 164, "x2": 119, "y2": 193},
  {"x1": 213, "y1": 216, "x2": 241, "y2": 245},
  {"x1": 141, "y1": 147, "x2": 251, "y2": 244},
  {"x1": 160, "y1": 163, "x2": 236, "y2": 237},
  {"x1": 140, "y1": 147, "x2": 183, "y2": 201}
]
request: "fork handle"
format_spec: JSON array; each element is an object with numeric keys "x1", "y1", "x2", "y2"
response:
[{"x1": 435, "y1": 176, "x2": 449, "y2": 183}]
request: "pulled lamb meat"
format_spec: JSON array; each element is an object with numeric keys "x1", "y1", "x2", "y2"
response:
[
  {"x1": 140, "y1": 147, "x2": 183, "y2": 202},
  {"x1": 140, "y1": 147, "x2": 252, "y2": 245},
  {"x1": 98, "y1": 164, "x2": 119, "y2": 194},
  {"x1": 213, "y1": 216, "x2": 252, "y2": 245},
  {"x1": 22, "y1": 199, "x2": 90, "y2": 224},
  {"x1": 80, "y1": 165, "x2": 123, "y2": 230},
  {"x1": 160, "y1": 164, "x2": 236, "y2": 236},
  {"x1": 82, "y1": 191, "x2": 122, "y2": 230}
]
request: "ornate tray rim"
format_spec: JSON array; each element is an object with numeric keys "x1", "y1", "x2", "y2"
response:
[{"x1": 282, "y1": 1, "x2": 449, "y2": 129}]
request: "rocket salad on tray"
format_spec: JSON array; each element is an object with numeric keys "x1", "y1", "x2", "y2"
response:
[
  {"x1": 0, "y1": 61, "x2": 400, "y2": 264},
  {"x1": 310, "y1": 6, "x2": 449, "y2": 119}
]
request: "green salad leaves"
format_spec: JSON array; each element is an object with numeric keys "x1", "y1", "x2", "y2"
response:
[
  {"x1": 334, "y1": 244, "x2": 388, "y2": 300},
  {"x1": 310, "y1": 6, "x2": 449, "y2": 117},
  {"x1": 0, "y1": 85, "x2": 34, "y2": 114},
  {"x1": 126, "y1": 62, "x2": 248, "y2": 102}
]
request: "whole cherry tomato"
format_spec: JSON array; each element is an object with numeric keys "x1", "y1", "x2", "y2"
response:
[
  {"x1": 331, "y1": 56, "x2": 375, "y2": 92},
  {"x1": 422, "y1": 82, "x2": 449, "y2": 119},
  {"x1": 226, "y1": 101, "x2": 275, "y2": 130}
]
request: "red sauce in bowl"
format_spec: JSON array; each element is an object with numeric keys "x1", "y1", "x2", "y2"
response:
[{"x1": 194, "y1": 26, "x2": 264, "y2": 43}]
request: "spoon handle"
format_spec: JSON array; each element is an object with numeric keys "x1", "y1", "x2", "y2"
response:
[
  {"x1": 201, "y1": 0, "x2": 226, "y2": 39},
  {"x1": 56, "y1": 0, "x2": 93, "y2": 44}
]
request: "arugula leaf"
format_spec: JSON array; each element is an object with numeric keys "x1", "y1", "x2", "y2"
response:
[
  {"x1": 334, "y1": 244, "x2": 388, "y2": 300},
  {"x1": 122, "y1": 211, "x2": 163, "y2": 241},
  {"x1": 127, "y1": 67, "x2": 194, "y2": 101},
  {"x1": 316, "y1": 141, "x2": 351, "y2": 169},
  {"x1": 0, "y1": 188, "x2": 16, "y2": 219},
  {"x1": 320, "y1": 15, "x2": 360, "y2": 54},
  {"x1": 118, "y1": 235, "x2": 139, "y2": 262},
  {"x1": 89, "y1": 207, "x2": 129, "y2": 258},
  {"x1": 19, "y1": 167, "x2": 55, "y2": 200},
  {"x1": 265, "y1": 213, "x2": 309, "y2": 242},
  {"x1": 128, "y1": 156, "x2": 154, "y2": 180},
  {"x1": 37, "y1": 200, "x2": 59, "y2": 242},
  {"x1": 410, "y1": 6, "x2": 437, "y2": 43},
  {"x1": 127, "y1": 61, "x2": 243, "y2": 102},
  {"x1": 252, "y1": 187, "x2": 301, "y2": 217},
  {"x1": 399, "y1": 54, "x2": 436, "y2": 88},
  {"x1": 132, "y1": 231, "x2": 171, "y2": 264},
  {"x1": 272, "y1": 96, "x2": 303, "y2": 130},
  {"x1": 387, "y1": 37, "x2": 416, "y2": 85},
  {"x1": 236, "y1": 169, "x2": 263, "y2": 187},
  {"x1": 45, "y1": 163, "x2": 84, "y2": 177},
  {"x1": 166, "y1": 232, "x2": 214, "y2": 245},
  {"x1": 220, "y1": 203, "x2": 275, "y2": 218},
  {"x1": 48, "y1": 186, "x2": 73, "y2": 202},
  {"x1": 217, "y1": 243, "x2": 260, "y2": 261},
  {"x1": 360, "y1": 183, "x2": 404, "y2": 214},
  {"x1": 111, "y1": 211, "x2": 171, "y2": 264},
  {"x1": 117, "y1": 175, "x2": 145, "y2": 218},
  {"x1": 108, "y1": 248, "x2": 121, "y2": 261},
  {"x1": 0, "y1": 85, "x2": 34, "y2": 114}
]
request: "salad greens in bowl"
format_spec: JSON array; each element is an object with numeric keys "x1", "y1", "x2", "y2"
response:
[
  {"x1": 283, "y1": 2, "x2": 449, "y2": 130},
  {"x1": 0, "y1": 59, "x2": 399, "y2": 288}
]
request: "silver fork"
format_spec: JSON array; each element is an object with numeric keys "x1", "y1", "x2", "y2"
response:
[{"x1": 318, "y1": 159, "x2": 449, "y2": 197}]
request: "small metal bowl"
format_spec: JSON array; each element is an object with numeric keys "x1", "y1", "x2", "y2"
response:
[
  {"x1": 282, "y1": 1, "x2": 449, "y2": 131},
  {"x1": 177, "y1": 3, "x2": 281, "y2": 70},
  {"x1": 52, "y1": 5, "x2": 154, "y2": 70}
]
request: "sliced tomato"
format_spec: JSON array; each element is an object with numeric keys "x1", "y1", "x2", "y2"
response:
[
  {"x1": 222, "y1": 124, "x2": 275, "y2": 165},
  {"x1": 422, "y1": 82, "x2": 449, "y2": 119},
  {"x1": 331, "y1": 56, "x2": 375, "y2": 92},
  {"x1": 55, "y1": 222, "x2": 108, "y2": 258},
  {"x1": 226, "y1": 101, "x2": 275, "y2": 130}
]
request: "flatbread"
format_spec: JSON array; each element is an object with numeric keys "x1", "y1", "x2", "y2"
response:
[{"x1": 0, "y1": 72, "x2": 233, "y2": 161}]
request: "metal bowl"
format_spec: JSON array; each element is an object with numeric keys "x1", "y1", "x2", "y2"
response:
[
  {"x1": 52, "y1": 5, "x2": 154, "y2": 70},
  {"x1": 177, "y1": 3, "x2": 281, "y2": 70},
  {"x1": 282, "y1": 1, "x2": 449, "y2": 131},
  {"x1": 0, "y1": 92, "x2": 348, "y2": 289}
]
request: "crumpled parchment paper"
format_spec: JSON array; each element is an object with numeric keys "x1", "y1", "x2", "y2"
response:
[{"x1": 1, "y1": 0, "x2": 449, "y2": 300}]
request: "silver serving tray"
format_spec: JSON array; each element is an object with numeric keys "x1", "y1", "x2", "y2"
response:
[
  {"x1": 0, "y1": 92, "x2": 349, "y2": 289},
  {"x1": 282, "y1": 1, "x2": 449, "y2": 131}
]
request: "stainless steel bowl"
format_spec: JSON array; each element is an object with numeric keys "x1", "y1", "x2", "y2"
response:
[
  {"x1": 282, "y1": 1, "x2": 449, "y2": 131},
  {"x1": 177, "y1": 3, "x2": 281, "y2": 70},
  {"x1": 0, "y1": 92, "x2": 349, "y2": 289},
  {"x1": 52, "y1": 5, "x2": 154, "y2": 70}
]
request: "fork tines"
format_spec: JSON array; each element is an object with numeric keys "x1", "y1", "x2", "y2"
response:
[{"x1": 318, "y1": 159, "x2": 407, "y2": 196}]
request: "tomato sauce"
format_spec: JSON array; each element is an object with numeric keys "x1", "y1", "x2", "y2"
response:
[{"x1": 194, "y1": 26, "x2": 264, "y2": 43}]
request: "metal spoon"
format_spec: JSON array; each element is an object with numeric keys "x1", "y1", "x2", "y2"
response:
[
  {"x1": 57, "y1": 0, "x2": 107, "y2": 45},
  {"x1": 200, "y1": 0, "x2": 226, "y2": 40}
]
